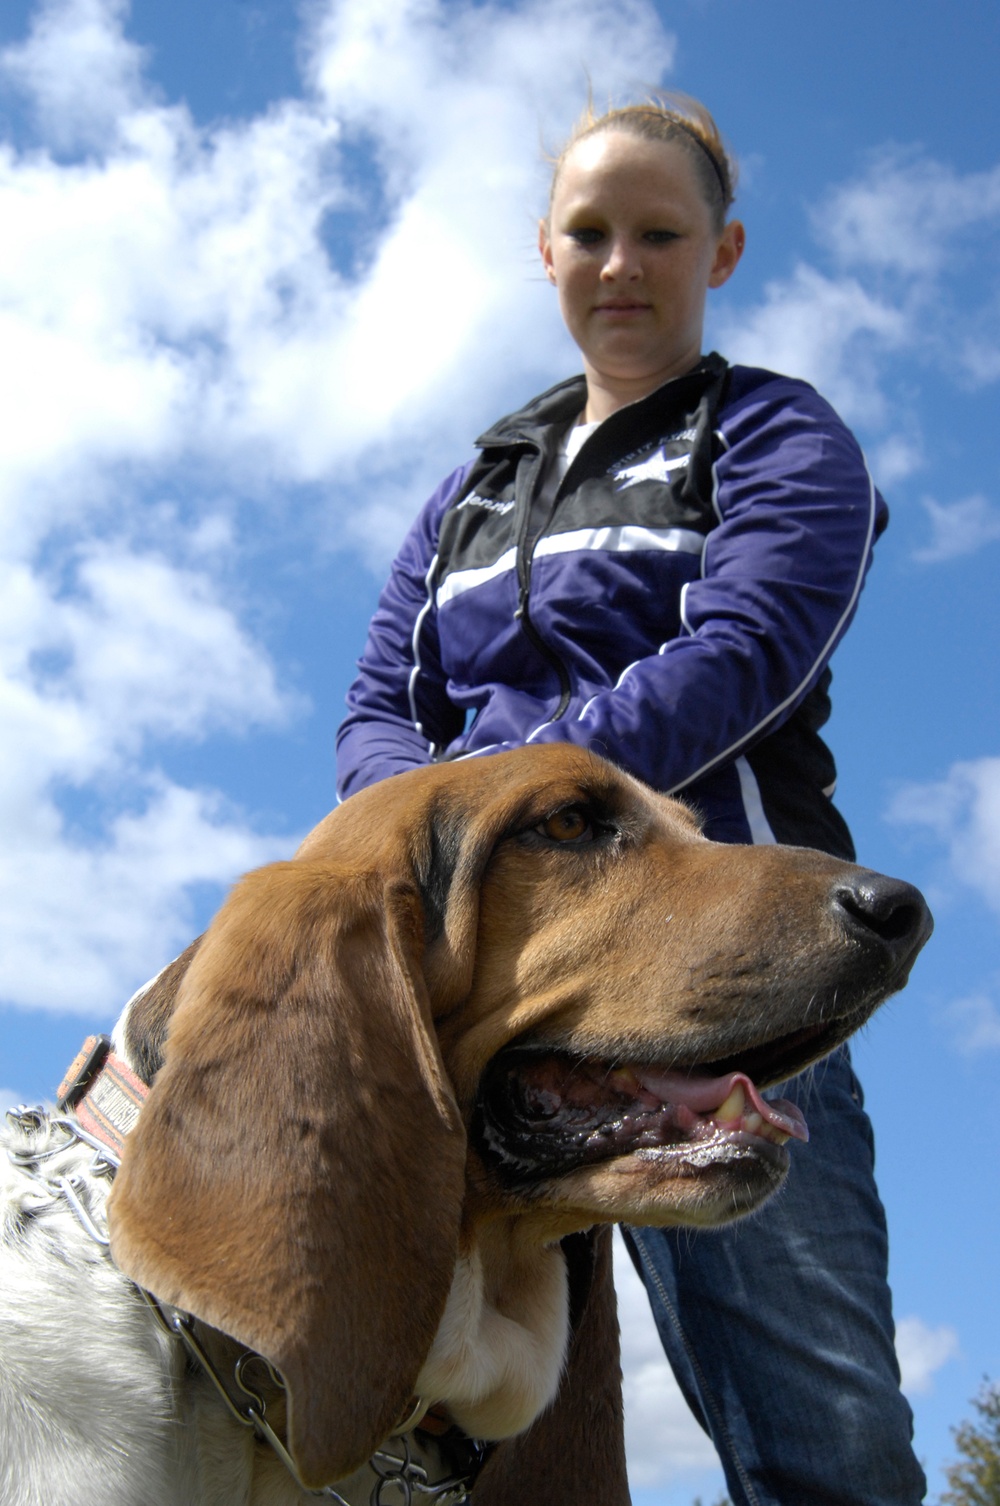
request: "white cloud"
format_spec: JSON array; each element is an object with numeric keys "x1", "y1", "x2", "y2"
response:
[
  {"x1": 886, "y1": 762, "x2": 1000, "y2": 1058},
  {"x1": 613, "y1": 1231, "x2": 723, "y2": 1486},
  {"x1": 961, "y1": 335, "x2": 1000, "y2": 385},
  {"x1": 55, "y1": 546, "x2": 295, "y2": 744},
  {"x1": 887, "y1": 757, "x2": 1000, "y2": 915},
  {"x1": 716, "y1": 263, "x2": 905, "y2": 426},
  {"x1": 945, "y1": 988, "x2": 1000, "y2": 1055},
  {"x1": 0, "y1": 0, "x2": 674, "y2": 544},
  {"x1": 1, "y1": 0, "x2": 147, "y2": 151},
  {"x1": 8, "y1": 0, "x2": 644, "y2": 519},
  {"x1": 895, "y1": 1315, "x2": 960, "y2": 1396},
  {"x1": 0, "y1": 538, "x2": 298, "y2": 1010},
  {"x1": 913, "y1": 493, "x2": 1000, "y2": 563},
  {"x1": 816, "y1": 149, "x2": 1000, "y2": 278},
  {"x1": 0, "y1": 0, "x2": 679, "y2": 1012},
  {"x1": 1, "y1": 544, "x2": 294, "y2": 790},
  {"x1": 0, "y1": 778, "x2": 293, "y2": 1012},
  {"x1": 868, "y1": 432, "x2": 923, "y2": 488},
  {"x1": 716, "y1": 150, "x2": 1000, "y2": 482}
]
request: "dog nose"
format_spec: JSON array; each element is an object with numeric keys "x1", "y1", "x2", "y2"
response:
[{"x1": 832, "y1": 873, "x2": 933, "y2": 966}]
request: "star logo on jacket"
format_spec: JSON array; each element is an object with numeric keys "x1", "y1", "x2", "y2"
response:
[{"x1": 613, "y1": 449, "x2": 690, "y2": 490}]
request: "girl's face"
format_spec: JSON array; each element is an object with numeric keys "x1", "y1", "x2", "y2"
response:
[{"x1": 539, "y1": 130, "x2": 744, "y2": 419}]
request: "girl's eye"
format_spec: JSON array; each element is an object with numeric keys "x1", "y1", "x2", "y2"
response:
[
  {"x1": 568, "y1": 228, "x2": 604, "y2": 246},
  {"x1": 644, "y1": 229, "x2": 679, "y2": 244},
  {"x1": 539, "y1": 807, "x2": 593, "y2": 843}
]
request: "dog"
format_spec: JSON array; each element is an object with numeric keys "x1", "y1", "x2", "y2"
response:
[{"x1": 0, "y1": 745, "x2": 932, "y2": 1506}]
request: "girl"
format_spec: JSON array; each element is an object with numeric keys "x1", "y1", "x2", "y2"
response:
[{"x1": 336, "y1": 96, "x2": 924, "y2": 1506}]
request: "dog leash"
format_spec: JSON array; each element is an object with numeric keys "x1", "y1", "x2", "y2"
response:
[{"x1": 5, "y1": 1039, "x2": 487, "y2": 1505}]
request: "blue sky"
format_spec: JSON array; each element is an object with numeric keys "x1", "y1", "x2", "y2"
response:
[{"x1": 1, "y1": 0, "x2": 997, "y2": 1500}]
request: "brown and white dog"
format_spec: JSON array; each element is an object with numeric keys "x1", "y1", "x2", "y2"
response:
[{"x1": 0, "y1": 745, "x2": 931, "y2": 1506}]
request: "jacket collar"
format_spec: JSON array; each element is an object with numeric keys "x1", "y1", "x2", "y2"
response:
[{"x1": 475, "y1": 352, "x2": 728, "y2": 452}]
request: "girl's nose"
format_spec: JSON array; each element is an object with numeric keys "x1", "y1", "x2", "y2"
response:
[{"x1": 601, "y1": 236, "x2": 641, "y2": 280}]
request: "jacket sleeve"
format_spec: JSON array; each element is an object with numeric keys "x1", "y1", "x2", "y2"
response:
[
  {"x1": 528, "y1": 378, "x2": 887, "y2": 794},
  {"x1": 335, "y1": 465, "x2": 472, "y2": 800}
]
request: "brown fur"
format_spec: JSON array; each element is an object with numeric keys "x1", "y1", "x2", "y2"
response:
[{"x1": 107, "y1": 745, "x2": 930, "y2": 1498}]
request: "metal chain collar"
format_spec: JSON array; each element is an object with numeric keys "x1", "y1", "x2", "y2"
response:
[
  {"x1": 5, "y1": 1106, "x2": 479, "y2": 1506},
  {"x1": 140, "y1": 1291, "x2": 476, "y2": 1505}
]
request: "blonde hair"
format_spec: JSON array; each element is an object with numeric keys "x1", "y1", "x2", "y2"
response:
[{"x1": 549, "y1": 92, "x2": 738, "y2": 230}]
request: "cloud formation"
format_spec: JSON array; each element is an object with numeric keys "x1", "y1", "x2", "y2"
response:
[
  {"x1": 717, "y1": 263, "x2": 905, "y2": 427},
  {"x1": 717, "y1": 148, "x2": 1000, "y2": 499},
  {"x1": 2, "y1": 0, "x2": 146, "y2": 150},
  {"x1": 817, "y1": 149, "x2": 1000, "y2": 279},
  {"x1": 895, "y1": 1315, "x2": 960, "y2": 1396},
  {"x1": 887, "y1": 757, "x2": 1000, "y2": 916},
  {"x1": 914, "y1": 494, "x2": 1000, "y2": 563},
  {"x1": 0, "y1": 0, "x2": 675, "y2": 1012},
  {"x1": 1, "y1": 0, "x2": 673, "y2": 532},
  {"x1": 945, "y1": 987, "x2": 1000, "y2": 1055}
]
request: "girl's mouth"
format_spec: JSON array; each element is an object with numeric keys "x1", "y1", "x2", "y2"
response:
[{"x1": 595, "y1": 300, "x2": 650, "y2": 314}]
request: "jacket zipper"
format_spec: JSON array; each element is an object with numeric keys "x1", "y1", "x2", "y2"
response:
[
  {"x1": 479, "y1": 358, "x2": 728, "y2": 735},
  {"x1": 512, "y1": 447, "x2": 573, "y2": 722}
]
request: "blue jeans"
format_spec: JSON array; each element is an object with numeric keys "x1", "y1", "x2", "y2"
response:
[{"x1": 622, "y1": 1048, "x2": 925, "y2": 1506}]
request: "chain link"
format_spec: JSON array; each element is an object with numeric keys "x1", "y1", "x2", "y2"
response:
[{"x1": 370, "y1": 1433, "x2": 474, "y2": 1505}]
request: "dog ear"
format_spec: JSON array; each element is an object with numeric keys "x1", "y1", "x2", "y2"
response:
[{"x1": 108, "y1": 857, "x2": 466, "y2": 1489}]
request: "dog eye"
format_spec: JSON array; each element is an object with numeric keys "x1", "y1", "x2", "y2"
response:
[{"x1": 539, "y1": 807, "x2": 593, "y2": 843}]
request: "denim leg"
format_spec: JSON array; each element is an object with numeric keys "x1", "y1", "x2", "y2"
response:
[{"x1": 622, "y1": 1047, "x2": 925, "y2": 1506}]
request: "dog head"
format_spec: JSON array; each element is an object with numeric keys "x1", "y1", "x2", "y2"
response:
[{"x1": 108, "y1": 744, "x2": 931, "y2": 1486}]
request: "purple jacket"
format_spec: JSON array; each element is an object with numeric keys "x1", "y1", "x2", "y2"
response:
[{"x1": 336, "y1": 356, "x2": 885, "y2": 856}]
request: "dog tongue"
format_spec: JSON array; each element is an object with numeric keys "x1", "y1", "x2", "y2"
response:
[{"x1": 631, "y1": 1067, "x2": 809, "y2": 1143}]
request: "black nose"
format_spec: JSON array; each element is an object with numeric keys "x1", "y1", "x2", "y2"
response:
[{"x1": 833, "y1": 873, "x2": 933, "y2": 968}]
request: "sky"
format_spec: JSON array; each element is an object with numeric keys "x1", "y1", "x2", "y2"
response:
[{"x1": 0, "y1": 0, "x2": 997, "y2": 1500}]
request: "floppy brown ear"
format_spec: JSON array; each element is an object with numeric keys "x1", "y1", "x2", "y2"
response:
[
  {"x1": 108, "y1": 857, "x2": 466, "y2": 1489},
  {"x1": 471, "y1": 1225, "x2": 630, "y2": 1506}
]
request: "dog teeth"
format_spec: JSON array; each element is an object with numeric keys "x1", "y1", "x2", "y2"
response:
[
  {"x1": 749, "y1": 1118, "x2": 791, "y2": 1146},
  {"x1": 608, "y1": 1067, "x2": 641, "y2": 1094},
  {"x1": 714, "y1": 1083, "x2": 745, "y2": 1122}
]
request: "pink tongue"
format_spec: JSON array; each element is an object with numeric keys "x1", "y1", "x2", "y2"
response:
[{"x1": 635, "y1": 1068, "x2": 809, "y2": 1143}]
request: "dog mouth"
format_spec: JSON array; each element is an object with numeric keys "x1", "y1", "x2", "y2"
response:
[{"x1": 473, "y1": 1029, "x2": 831, "y2": 1188}]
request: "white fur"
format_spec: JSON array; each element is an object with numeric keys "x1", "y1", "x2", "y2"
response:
[
  {"x1": 416, "y1": 1231, "x2": 569, "y2": 1440},
  {"x1": 0, "y1": 1110, "x2": 311, "y2": 1506},
  {"x1": 109, "y1": 972, "x2": 160, "y2": 1063}
]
